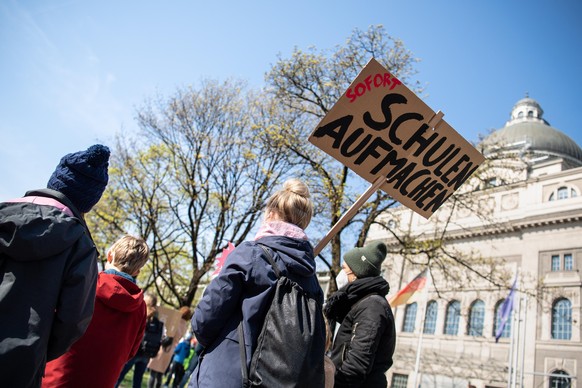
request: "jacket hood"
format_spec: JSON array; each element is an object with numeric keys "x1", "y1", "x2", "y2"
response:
[
  {"x1": 0, "y1": 196, "x2": 86, "y2": 262},
  {"x1": 256, "y1": 236, "x2": 316, "y2": 278},
  {"x1": 97, "y1": 272, "x2": 144, "y2": 313}
]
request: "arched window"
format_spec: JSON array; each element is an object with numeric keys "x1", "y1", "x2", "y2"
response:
[
  {"x1": 527, "y1": 110, "x2": 534, "y2": 118},
  {"x1": 467, "y1": 300, "x2": 485, "y2": 336},
  {"x1": 549, "y1": 186, "x2": 578, "y2": 201},
  {"x1": 402, "y1": 302, "x2": 417, "y2": 332},
  {"x1": 423, "y1": 300, "x2": 438, "y2": 334},
  {"x1": 444, "y1": 300, "x2": 460, "y2": 335},
  {"x1": 549, "y1": 369, "x2": 571, "y2": 388},
  {"x1": 494, "y1": 299, "x2": 511, "y2": 338},
  {"x1": 551, "y1": 298, "x2": 572, "y2": 340}
]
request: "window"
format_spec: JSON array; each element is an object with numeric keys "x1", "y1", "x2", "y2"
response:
[
  {"x1": 391, "y1": 374, "x2": 408, "y2": 388},
  {"x1": 423, "y1": 300, "x2": 438, "y2": 334},
  {"x1": 551, "y1": 298, "x2": 572, "y2": 340},
  {"x1": 527, "y1": 110, "x2": 534, "y2": 118},
  {"x1": 550, "y1": 253, "x2": 575, "y2": 271},
  {"x1": 402, "y1": 302, "x2": 417, "y2": 333},
  {"x1": 444, "y1": 300, "x2": 460, "y2": 335},
  {"x1": 564, "y1": 254, "x2": 573, "y2": 271},
  {"x1": 551, "y1": 255, "x2": 560, "y2": 271},
  {"x1": 549, "y1": 186, "x2": 578, "y2": 201},
  {"x1": 549, "y1": 370, "x2": 571, "y2": 388},
  {"x1": 494, "y1": 299, "x2": 511, "y2": 339},
  {"x1": 467, "y1": 300, "x2": 485, "y2": 336}
]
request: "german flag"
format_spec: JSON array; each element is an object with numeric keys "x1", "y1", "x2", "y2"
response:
[{"x1": 389, "y1": 268, "x2": 429, "y2": 307}]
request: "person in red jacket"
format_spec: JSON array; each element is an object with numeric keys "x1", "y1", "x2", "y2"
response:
[{"x1": 42, "y1": 235, "x2": 150, "y2": 388}]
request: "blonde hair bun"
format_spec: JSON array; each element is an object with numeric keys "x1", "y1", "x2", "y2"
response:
[
  {"x1": 266, "y1": 178, "x2": 313, "y2": 230},
  {"x1": 282, "y1": 179, "x2": 311, "y2": 198}
]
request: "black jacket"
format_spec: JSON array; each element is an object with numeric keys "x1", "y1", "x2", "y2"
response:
[
  {"x1": 0, "y1": 189, "x2": 98, "y2": 388},
  {"x1": 324, "y1": 277, "x2": 396, "y2": 388},
  {"x1": 138, "y1": 315, "x2": 164, "y2": 358}
]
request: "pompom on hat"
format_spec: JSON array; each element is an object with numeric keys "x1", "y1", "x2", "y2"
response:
[
  {"x1": 47, "y1": 144, "x2": 110, "y2": 213},
  {"x1": 343, "y1": 241, "x2": 387, "y2": 279}
]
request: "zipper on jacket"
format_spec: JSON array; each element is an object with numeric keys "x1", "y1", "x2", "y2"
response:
[
  {"x1": 350, "y1": 322, "x2": 359, "y2": 342},
  {"x1": 341, "y1": 322, "x2": 360, "y2": 362}
]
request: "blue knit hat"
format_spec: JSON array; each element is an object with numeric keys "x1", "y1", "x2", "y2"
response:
[{"x1": 47, "y1": 144, "x2": 110, "y2": 213}]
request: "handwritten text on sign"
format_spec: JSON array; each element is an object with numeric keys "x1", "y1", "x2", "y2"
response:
[{"x1": 308, "y1": 58, "x2": 484, "y2": 219}]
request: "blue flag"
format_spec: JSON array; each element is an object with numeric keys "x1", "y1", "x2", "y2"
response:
[{"x1": 495, "y1": 277, "x2": 517, "y2": 342}]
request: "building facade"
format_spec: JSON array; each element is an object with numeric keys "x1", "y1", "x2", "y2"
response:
[{"x1": 367, "y1": 97, "x2": 582, "y2": 387}]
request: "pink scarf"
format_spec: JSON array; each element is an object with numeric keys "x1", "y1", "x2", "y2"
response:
[{"x1": 254, "y1": 220, "x2": 308, "y2": 241}]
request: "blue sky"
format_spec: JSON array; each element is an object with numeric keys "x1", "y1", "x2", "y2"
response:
[{"x1": 1, "y1": 0, "x2": 581, "y2": 200}]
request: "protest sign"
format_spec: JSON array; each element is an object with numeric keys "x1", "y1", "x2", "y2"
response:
[
  {"x1": 309, "y1": 58, "x2": 484, "y2": 254},
  {"x1": 309, "y1": 58, "x2": 484, "y2": 220},
  {"x1": 157, "y1": 306, "x2": 182, "y2": 337}
]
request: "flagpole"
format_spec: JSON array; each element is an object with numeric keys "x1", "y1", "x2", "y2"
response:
[
  {"x1": 505, "y1": 272, "x2": 519, "y2": 388},
  {"x1": 506, "y1": 305, "x2": 515, "y2": 388},
  {"x1": 519, "y1": 293, "x2": 528, "y2": 387},
  {"x1": 412, "y1": 275, "x2": 431, "y2": 388},
  {"x1": 511, "y1": 291, "x2": 522, "y2": 388}
]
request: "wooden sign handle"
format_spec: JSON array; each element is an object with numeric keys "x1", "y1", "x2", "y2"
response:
[
  {"x1": 427, "y1": 110, "x2": 444, "y2": 130},
  {"x1": 313, "y1": 175, "x2": 387, "y2": 256}
]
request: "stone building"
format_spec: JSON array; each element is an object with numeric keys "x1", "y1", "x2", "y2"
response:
[{"x1": 367, "y1": 97, "x2": 582, "y2": 387}]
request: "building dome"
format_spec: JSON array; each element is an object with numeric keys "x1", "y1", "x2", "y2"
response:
[{"x1": 483, "y1": 96, "x2": 582, "y2": 165}]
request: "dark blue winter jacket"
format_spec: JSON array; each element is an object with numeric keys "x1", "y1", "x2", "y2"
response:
[{"x1": 189, "y1": 236, "x2": 324, "y2": 387}]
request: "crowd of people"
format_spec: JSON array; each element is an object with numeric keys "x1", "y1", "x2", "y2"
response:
[{"x1": 0, "y1": 144, "x2": 396, "y2": 388}]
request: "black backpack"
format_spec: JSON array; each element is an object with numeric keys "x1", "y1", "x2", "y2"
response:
[
  {"x1": 238, "y1": 244, "x2": 325, "y2": 388},
  {"x1": 140, "y1": 316, "x2": 164, "y2": 358}
]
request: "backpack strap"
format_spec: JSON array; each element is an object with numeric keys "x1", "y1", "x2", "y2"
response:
[
  {"x1": 238, "y1": 322, "x2": 250, "y2": 387},
  {"x1": 237, "y1": 244, "x2": 267, "y2": 387},
  {"x1": 257, "y1": 244, "x2": 282, "y2": 278},
  {"x1": 238, "y1": 243, "x2": 282, "y2": 387}
]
